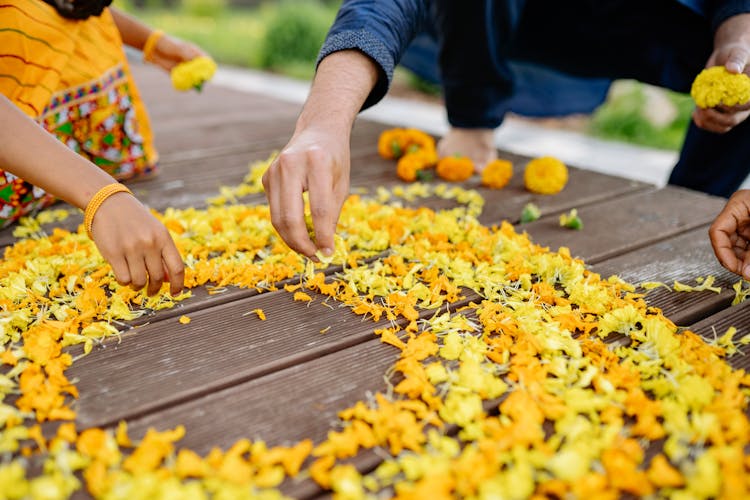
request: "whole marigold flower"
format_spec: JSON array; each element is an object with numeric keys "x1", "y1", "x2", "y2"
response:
[
  {"x1": 171, "y1": 56, "x2": 217, "y2": 92},
  {"x1": 378, "y1": 128, "x2": 436, "y2": 161},
  {"x1": 481, "y1": 159, "x2": 513, "y2": 189},
  {"x1": 524, "y1": 156, "x2": 568, "y2": 194},
  {"x1": 404, "y1": 128, "x2": 436, "y2": 153},
  {"x1": 396, "y1": 153, "x2": 426, "y2": 182},
  {"x1": 436, "y1": 156, "x2": 474, "y2": 182},
  {"x1": 691, "y1": 66, "x2": 750, "y2": 108},
  {"x1": 378, "y1": 129, "x2": 408, "y2": 159}
]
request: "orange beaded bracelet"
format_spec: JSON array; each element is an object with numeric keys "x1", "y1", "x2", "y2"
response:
[
  {"x1": 142, "y1": 29, "x2": 164, "y2": 62},
  {"x1": 84, "y1": 183, "x2": 133, "y2": 239}
]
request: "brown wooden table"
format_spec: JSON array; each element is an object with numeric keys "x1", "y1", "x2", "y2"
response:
[{"x1": 6, "y1": 62, "x2": 748, "y2": 498}]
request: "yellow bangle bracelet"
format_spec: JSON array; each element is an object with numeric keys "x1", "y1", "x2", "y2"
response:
[
  {"x1": 142, "y1": 29, "x2": 164, "y2": 62},
  {"x1": 84, "y1": 183, "x2": 133, "y2": 239}
]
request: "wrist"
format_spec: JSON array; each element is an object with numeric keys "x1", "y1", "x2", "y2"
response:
[
  {"x1": 143, "y1": 30, "x2": 165, "y2": 62},
  {"x1": 84, "y1": 183, "x2": 134, "y2": 239},
  {"x1": 297, "y1": 50, "x2": 378, "y2": 132}
]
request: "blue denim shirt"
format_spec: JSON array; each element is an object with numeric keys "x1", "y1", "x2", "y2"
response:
[{"x1": 318, "y1": 0, "x2": 750, "y2": 128}]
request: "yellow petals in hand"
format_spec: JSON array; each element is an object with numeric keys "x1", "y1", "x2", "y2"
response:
[
  {"x1": 171, "y1": 56, "x2": 217, "y2": 92},
  {"x1": 524, "y1": 156, "x2": 568, "y2": 194},
  {"x1": 691, "y1": 66, "x2": 750, "y2": 108}
]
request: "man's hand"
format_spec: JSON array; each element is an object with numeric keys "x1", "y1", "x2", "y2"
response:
[
  {"x1": 694, "y1": 13, "x2": 750, "y2": 133},
  {"x1": 709, "y1": 189, "x2": 750, "y2": 280},
  {"x1": 262, "y1": 50, "x2": 379, "y2": 257},
  {"x1": 262, "y1": 128, "x2": 350, "y2": 258}
]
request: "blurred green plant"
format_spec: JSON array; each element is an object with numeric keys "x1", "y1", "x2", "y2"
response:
[
  {"x1": 258, "y1": 0, "x2": 336, "y2": 78},
  {"x1": 125, "y1": 1, "x2": 336, "y2": 75},
  {"x1": 588, "y1": 82, "x2": 694, "y2": 151},
  {"x1": 181, "y1": 0, "x2": 227, "y2": 17}
]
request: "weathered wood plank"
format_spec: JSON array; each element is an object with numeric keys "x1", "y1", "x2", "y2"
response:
[
  {"x1": 520, "y1": 186, "x2": 727, "y2": 264},
  {"x1": 686, "y1": 298, "x2": 750, "y2": 373},
  {"x1": 591, "y1": 226, "x2": 736, "y2": 326},
  {"x1": 69, "y1": 288, "x2": 470, "y2": 429}
]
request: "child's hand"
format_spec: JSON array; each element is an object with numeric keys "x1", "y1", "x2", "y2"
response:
[
  {"x1": 148, "y1": 33, "x2": 206, "y2": 73},
  {"x1": 90, "y1": 192, "x2": 185, "y2": 296}
]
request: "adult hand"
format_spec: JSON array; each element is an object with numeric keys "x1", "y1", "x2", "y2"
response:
[
  {"x1": 91, "y1": 193, "x2": 185, "y2": 296},
  {"x1": 693, "y1": 13, "x2": 750, "y2": 133},
  {"x1": 148, "y1": 34, "x2": 207, "y2": 72},
  {"x1": 262, "y1": 50, "x2": 378, "y2": 257},
  {"x1": 437, "y1": 127, "x2": 497, "y2": 172},
  {"x1": 262, "y1": 126, "x2": 351, "y2": 258},
  {"x1": 709, "y1": 189, "x2": 750, "y2": 280}
]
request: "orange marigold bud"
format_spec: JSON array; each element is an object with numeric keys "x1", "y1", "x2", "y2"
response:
[
  {"x1": 404, "y1": 128, "x2": 436, "y2": 152},
  {"x1": 436, "y1": 156, "x2": 474, "y2": 182},
  {"x1": 481, "y1": 159, "x2": 513, "y2": 189},
  {"x1": 397, "y1": 153, "x2": 427, "y2": 182},
  {"x1": 378, "y1": 129, "x2": 408, "y2": 160},
  {"x1": 524, "y1": 156, "x2": 568, "y2": 194}
]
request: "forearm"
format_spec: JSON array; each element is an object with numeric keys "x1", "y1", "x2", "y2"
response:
[
  {"x1": 0, "y1": 96, "x2": 114, "y2": 210},
  {"x1": 110, "y1": 7, "x2": 153, "y2": 51},
  {"x1": 296, "y1": 50, "x2": 379, "y2": 134},
  {"x1": 318, "y1": 0, "x2": 429, "y2": 109},
  {"x1": 714, "y1": 12, "x2": 750, "y2": 49}
]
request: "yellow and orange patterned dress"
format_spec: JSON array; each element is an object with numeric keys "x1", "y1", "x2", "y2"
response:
[{"x1": 0, "y1": 0, "x2": 158, "y2": 226}]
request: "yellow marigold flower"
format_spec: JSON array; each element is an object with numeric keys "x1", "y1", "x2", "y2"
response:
[
  {"x1": 481, "y1": 159, "x2": 513, "y2": 189},
  {"x1": 691, "y1": 66, "x2": 750, "y2": 108},
  {"x1": 170, "y1": 56, "x2": 217, "y2": 92},
  {"x1": 524, "y1": 156, "x2": 568, "y2": 194},
  {"x1": 436, "y1": 156, "x2": 474, "y2": 182}
]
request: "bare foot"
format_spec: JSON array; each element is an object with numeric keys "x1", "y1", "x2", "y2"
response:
[{"x1": 437, "y1": 127, "x2": 497, "y2": 172}]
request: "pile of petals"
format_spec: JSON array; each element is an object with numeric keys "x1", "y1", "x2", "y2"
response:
[
  {"x1": 378, "y1": 128, "x2": 569, "y2": 194},
  {"x1": 1, "y1": 158, "x2": 749, "y2": 499}
]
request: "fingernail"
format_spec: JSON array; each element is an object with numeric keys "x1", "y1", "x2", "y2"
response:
[
  {"x1": 321, "y1": 247, "x2": 333, "y2": 256},
  {"x1": 744, "y1": 265, "x2": 750, "y2": 280},
  {"x1": 728, "y1": 62, "x2": 742, "y2": 73}
]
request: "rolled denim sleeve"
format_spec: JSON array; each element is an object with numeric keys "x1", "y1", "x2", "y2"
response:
[
  {"x1": 317, "y1": 0, "x2": 430, "y2": 109},
  {"x1": 707, "y1": 0, "x2": 750, "y2": 31}
]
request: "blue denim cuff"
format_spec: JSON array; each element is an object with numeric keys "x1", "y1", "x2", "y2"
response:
[{"x1": 317, "y1": 29, "x2": 394, "y2": 110}]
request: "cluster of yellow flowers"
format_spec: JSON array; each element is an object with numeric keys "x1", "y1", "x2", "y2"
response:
[
  {"x1": 378, "y1": 129, "x2": 569, "y2": 194},
  {"x1": 170, "y1": 56, "x2": 218, "y2": 92},
  {"x1": 0, "y1": 157, "x2": 749, "y2": 499},
  {"x1": 691, "y1": 66, "x2": 750, "y2": 109}
]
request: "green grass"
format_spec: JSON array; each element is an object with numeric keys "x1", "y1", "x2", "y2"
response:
[
  {"x1": 126, "y1": 1, "x2": 337, "y2": 79},
  {"x1": 588, "y1": 83, "x2": 694, "y2": 151}
]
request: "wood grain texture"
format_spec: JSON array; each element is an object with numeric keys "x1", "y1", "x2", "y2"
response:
[
  {"x1": 687, "y1": 298, "x2": 750, "y2": 373},
  {"x1": 591, "y1": 226, "x2": 736, "y2": 326},
  {"x1": 69, "y1": 285, "x2": 473, "y2": 429},
  {"x1": 520, "y1": 186, "x2": 727, "y2": 264}
]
